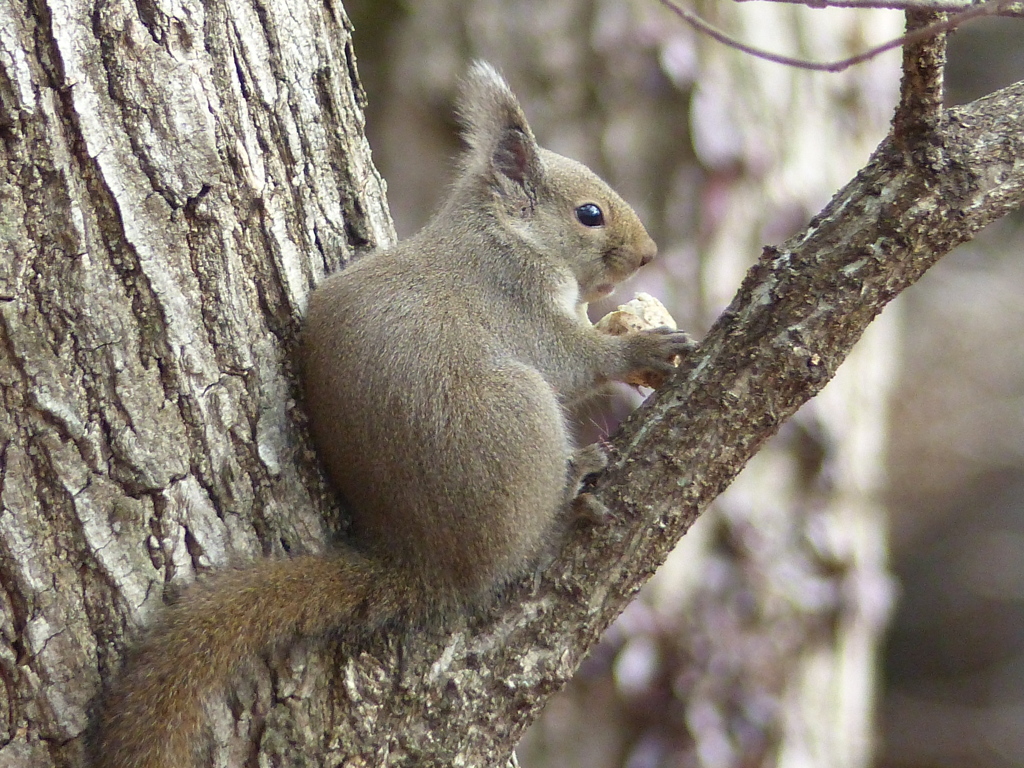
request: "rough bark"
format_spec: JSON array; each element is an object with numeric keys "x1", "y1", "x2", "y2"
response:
[
  {"x1": 1, "y1": 3, "x2": 1023, "y2": 768},
  {"x1": 0, "y1": 0, "x2": 391, "y2": 765}
]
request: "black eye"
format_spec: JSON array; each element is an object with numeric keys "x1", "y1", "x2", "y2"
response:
[{"x1": 575, "y1": 203, "x2": 605, "y2": 227}]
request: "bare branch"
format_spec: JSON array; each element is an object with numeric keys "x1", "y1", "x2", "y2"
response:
[
  {"x1": 423, "y1": 77, "x2": 1024, "y2": 766},
  {"x1": 894, "y1": 9, "x2": 948, "y2": 144},
  {"x1": 584, "y1": 82, "x2": 1024, "y2": 630},
  {"x1": 738, "y1": 0, "x2": 1024, "y2": 12},
  {"x1": 659, "y1": 0, "x2": 1018, "y2": 71}
]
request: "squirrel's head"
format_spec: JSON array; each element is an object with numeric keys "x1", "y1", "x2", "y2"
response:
[{"x1": 455, "y1": 62, "x2": 657, "y2": 303}]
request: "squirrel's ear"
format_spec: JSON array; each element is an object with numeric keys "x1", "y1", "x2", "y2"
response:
[{"x1": 457, "y1": 61, "x2": 543, "y2": 199}]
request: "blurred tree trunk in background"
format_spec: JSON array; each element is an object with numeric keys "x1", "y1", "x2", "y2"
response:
[
  {"x1": 880, "y1": 18, "x2": 1024, "y2": 768},
  {"x1": 350, "y1": 2, "x2": 901, "y2": 766}
]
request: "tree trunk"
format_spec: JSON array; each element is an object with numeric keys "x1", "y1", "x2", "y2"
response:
[{"x1": 0, "y1": 1, "x2": 392, "y2": 765}]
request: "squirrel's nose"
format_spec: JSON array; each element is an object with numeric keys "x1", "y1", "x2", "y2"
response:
[{"x1": 639, "y1": 237, "x2": 657, "y2": 267}]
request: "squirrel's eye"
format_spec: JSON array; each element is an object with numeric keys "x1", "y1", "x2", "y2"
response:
[{"x1": 575, "y1": 203, "x2": 605, "y2": 228}]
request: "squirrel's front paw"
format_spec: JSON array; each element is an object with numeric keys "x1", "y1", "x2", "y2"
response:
[
  {"x1": 593, "y1": 293, "x2": 697, "y2": 389},
  {"x1": 635, "y1": 326, "x2": 697, "y2": 366},
  {"x1": 623, "y1": 327, "x2": 697, "y2": 388}
]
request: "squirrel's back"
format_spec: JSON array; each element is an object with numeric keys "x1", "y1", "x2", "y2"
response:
[{"x1": 302, "y1": 233, "x2": 573, "y2": 598}]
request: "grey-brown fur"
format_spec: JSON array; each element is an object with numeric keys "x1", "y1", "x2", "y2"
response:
[{"x1": 93, "y1": 62, "x2": 693, "y2": 768}]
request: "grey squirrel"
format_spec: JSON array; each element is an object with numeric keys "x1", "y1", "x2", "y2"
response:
[{"x1": 93, "y1": 62, "x2": 693, "y2": 768}]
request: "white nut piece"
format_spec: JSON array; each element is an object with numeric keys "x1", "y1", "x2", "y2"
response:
[
  {"x1": 595, "y1": 293, "x2": 679, "y2": 389},
  {"x1": 594, "y1": 292, "x2": 677, "y2": 335}
]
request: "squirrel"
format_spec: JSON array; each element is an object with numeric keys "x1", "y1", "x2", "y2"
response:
[{"x1": 92, "y1": 62, "x2": 694, "y2": 768}]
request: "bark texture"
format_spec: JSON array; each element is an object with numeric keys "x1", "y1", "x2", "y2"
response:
[{"x1": 0, "y1": 0, "x2": 391, "y2": 766}]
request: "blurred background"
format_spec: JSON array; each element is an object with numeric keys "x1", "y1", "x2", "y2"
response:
[{"x1": 343, "y1": 3, "x2": 1024, "y2": 766}]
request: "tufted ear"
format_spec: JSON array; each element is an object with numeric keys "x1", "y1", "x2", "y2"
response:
[{"x1": 456, "y1": 62, "x2": 544, "y2": 207}]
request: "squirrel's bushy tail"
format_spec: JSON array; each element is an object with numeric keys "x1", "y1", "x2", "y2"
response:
[{"x1": 94, "y1": 550, "x2": 415, "y2": 768}]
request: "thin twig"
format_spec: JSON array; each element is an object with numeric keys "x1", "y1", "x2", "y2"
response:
[
  {"x1": 735, "y1": 0, "x2": 1023, "y2": 12},
  {"x1": 658, "y1": 0, "x2": 1013, "y2": 72},
  {"x1": 894, "y1": 9, "x2": 948, "y2": 145}
]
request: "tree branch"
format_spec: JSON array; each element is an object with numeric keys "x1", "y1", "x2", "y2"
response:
[
  {"x1": 893, "y1": 8, "x2": 948, "y2": 144},
  {"x1": 397, "y1": 78, "x2": 1024, "y2": 766},
  {"x1": 659, "y1": 0, "x2": 1020, "y2": 71},
  {"x1": 739, "y1": 0, "x2": 1023, "y2": 12}
]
